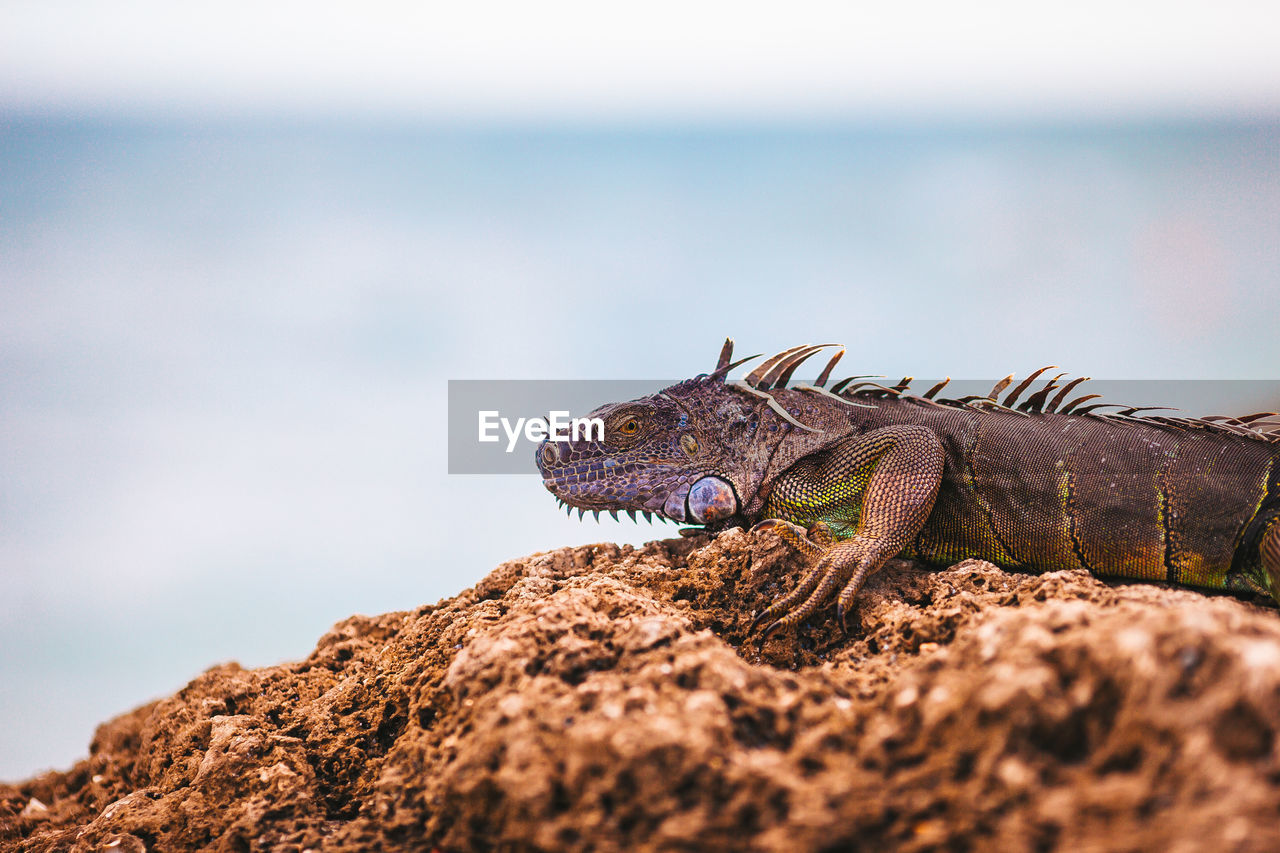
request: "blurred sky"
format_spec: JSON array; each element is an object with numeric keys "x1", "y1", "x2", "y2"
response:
[{"x1": 2, "y1": 2, "x2": 1279, "y2": 780}]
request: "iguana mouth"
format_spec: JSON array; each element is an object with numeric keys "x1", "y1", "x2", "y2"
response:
[
  {"x1": 538, "y1": 470, "x2": 685, "y2": 522},
  {"x1": 536, "y1": 434, "x2": 741, "y2": 525},
  {"x1": 535, "y1": 437, "x2": 690, "y2": 521}
]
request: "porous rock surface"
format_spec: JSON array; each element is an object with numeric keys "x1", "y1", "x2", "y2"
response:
[{"x1": 4, "y1": 530, "x2": 1280, "y2": 852}]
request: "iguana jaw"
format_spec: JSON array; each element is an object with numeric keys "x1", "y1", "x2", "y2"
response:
[{"x1": 537, "y1": 443, "x2": 740, "y2": 524}]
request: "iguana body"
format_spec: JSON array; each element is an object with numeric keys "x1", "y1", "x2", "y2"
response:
[{"x1": 536, "y1": 340, "x2": 1280, "y2": 634}]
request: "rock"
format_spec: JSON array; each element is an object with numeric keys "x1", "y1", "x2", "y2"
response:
[
  {"x1": 3, "y1": 529, "x2": 1280, "y2": 851},
  {"x1": 17, "y1": 799, "x2": 47, "y2": 821}
]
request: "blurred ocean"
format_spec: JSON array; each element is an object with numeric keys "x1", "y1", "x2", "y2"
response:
[{"x1": 2, "y1": 117, "x2": 1279, "y2": 779}]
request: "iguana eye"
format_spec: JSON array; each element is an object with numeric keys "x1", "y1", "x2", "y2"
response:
[
  {"x1": 680, "y1": 434, "x2": 699, "y2": 456},
  {"x1": 619, "y1": 418, "x2": 640, "y2": 435}
]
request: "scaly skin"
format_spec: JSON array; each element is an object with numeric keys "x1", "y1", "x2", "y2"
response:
[{"x1": 536, "y1": 340, "x2": 1280, "y2": 635}]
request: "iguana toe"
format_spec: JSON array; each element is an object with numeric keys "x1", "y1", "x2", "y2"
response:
[{"x1": 751, "y1": 518, "x2": 828, "y2": 561}]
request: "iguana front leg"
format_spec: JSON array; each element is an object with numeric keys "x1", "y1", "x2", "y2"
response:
[{"x1": 751, "y1": 425, "x2": 945, "y2": 635}]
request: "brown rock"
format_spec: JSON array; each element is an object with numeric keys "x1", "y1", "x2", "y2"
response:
[{"x1": 3, "y1": 529, "x2": 1280, "y2": 851}]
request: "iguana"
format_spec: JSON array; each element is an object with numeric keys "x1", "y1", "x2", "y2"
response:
[{"x1": 535, "y1": 340, "x2": 1280, "y2": 636}]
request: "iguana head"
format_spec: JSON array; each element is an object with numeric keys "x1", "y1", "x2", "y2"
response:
[{"x1": 535, "y1": 340, "x2": 840, "y2": 527}]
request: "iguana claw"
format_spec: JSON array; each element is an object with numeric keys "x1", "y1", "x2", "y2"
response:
[
  {"x1": 836, "y1": 601, "x2": 853, "y2": 635},
  {"x1": 759, "y1": 618, "x2": 787, "y2": 641}
]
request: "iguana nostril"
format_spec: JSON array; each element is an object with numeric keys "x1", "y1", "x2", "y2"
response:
[{"x1": 539, "y1": 441, "x2": 557, "y2": 468}]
